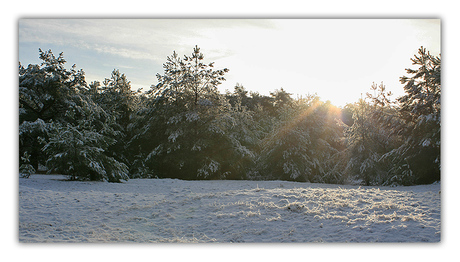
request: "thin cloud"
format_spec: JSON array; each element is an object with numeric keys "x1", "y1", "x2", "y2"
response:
[
  {"x1": 19, "y1": 19, "x2": 440, "y2": 106},
  {"x1": 19, "y1": 19, "x2": 272, "y2": 63}
]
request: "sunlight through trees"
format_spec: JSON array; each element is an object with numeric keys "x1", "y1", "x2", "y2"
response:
[{"x1": 19, "y1": 46, "x2": 441, "y2": 185}]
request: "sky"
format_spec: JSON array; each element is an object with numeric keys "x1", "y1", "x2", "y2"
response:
[{"x1": 18, "y1": 19, "x2": 440, "y2": 107}]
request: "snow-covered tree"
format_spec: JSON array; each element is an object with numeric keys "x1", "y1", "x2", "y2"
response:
[
  {"x1": 86, "y1": 70, "x2": 142, "y2": 170},
  {"x1": 20, "y1": 49, "x2": 129, "y2": 181},
  {"x1": 99, "y1": 69, "x2": 141, "y2": 126},
  {"x1": 19, "y1": 49, "x2": 87, "y2": 124},
  {"x1": 151, "y1": 45, "x2": 229, "y2": 108},
  {"x1": 43, "y1": 104, "x2": 129, "y2": 182},
  {"x1": 337, "y1": 82, "x2": 406, "y2": 185},
  {"x1": 383, "y1": 47, "x2": 441, "y2": 184},
  {"x1": 19, "y1": 152, "x2": 36, "y2": 178},
  {"x1": 134, "y1": 46, "x2": 259, "y2": 179},
  {"x1": 340, "y1": 90, "x2": 388, "y2": 184},
  {"x1": 19, "y1": 49, "x2": 87, "y2": 170},
  {"x1": 19, "y1": 118, "x2": 51, "y2": 171},
  {"x1": 258, "y1": 95, "x2": 343, "y2": 182}
]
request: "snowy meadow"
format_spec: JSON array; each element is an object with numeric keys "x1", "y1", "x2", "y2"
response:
[{"x1": 19, "y1": 175, "x2": 440, "y2": 243}]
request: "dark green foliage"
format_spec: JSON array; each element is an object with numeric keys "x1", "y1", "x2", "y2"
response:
[
  {"x1": 19, "y1": 49, "x2": 87, "y2": 170},
  {"x1": 42, "y1": 101, "x2": 129, "y2": 182},
  {"x1": 136, "y1": 46, "x2": 256, "y2": 180},
  {"x1": 339, "y1": 46, "x2": 441, "y2": 186},
  {"x1": 19, "y1": 46, "x2": 440, "y2": 185},
  {"x1": 340, "y1": 84, "x2": 399, "y2": 185},
  {"x1": 384, "y1": 47, "x2": 441, "y2": 185},
  {"x1": 19, "y1": 49, "x2": 129, "y2": 182},
  {"x1": 86, "y1": 70, "x2": 142, "y2": 172},
  {"x1": 43, "y1": 122, "x2": 128, "y2": 182},
  {"x1": 19, "y1": 49, "x2": 87, "y2": 124},
  {"x1": 19, "y1": 152, "x2": 36, "y2": 178},
  {"x1": 19, "y1": 118, "x2": 50, "y2": 170},
  {"x1": 258, "y1": 95, "x2": 343, "y2": 183}
]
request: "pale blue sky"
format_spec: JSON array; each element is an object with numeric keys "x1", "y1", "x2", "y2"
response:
[{"x1": 19, "y1": 19, "x2": 440, "y2": 107}]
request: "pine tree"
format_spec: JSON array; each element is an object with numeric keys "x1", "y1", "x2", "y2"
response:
[
  {"x1": 42, "y1": 103, "x2": 129, "y2": 182},
  {"x1": 19, "y1": 49, "x2": 87, "y2": 123},
  {"x1": 19, "y1": 152, "x2": 36, "y2": 178},
  {"x1": 89, "y1": 70, "x2": 142, "y2": 170},
  {"x1": 259, "y1": 99, "x2": 310, "y2": 181},
  {"x1": 20, "y1": 49, "x2": 129, "y2": 181},
  {"x1": 19, "y1": 118, "x2": 51, "y2": 171},
  {"x1": 135, "y1": 46, "x2": 260, "y2": 179},
  {"x1": 340, "y1": 83, "x2": 401, "y2": 185},
  {"x1": 384, "y1": 47, "x2": 441, "y2": 184},
  {"x1": 19, "y1": 49, "x2": 87, "y2": 170},
  {"x1": 258, "y1": 95, "x2": 343, "y2": 182},
  {"x1": 308, "y1": 100, "x2": 345, "y2": 183}
]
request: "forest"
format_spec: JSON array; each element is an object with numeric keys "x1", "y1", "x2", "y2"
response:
[{"x1": 19, "y1": 46, "x2": 440, "y2": 186}]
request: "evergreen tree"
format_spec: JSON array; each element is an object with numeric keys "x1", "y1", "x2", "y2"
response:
[
  {"x1": 340, "y1": 83, "x2": 401, "y2": 185},
  {"x1": 308, "y1": 100, "x2": 345, "y2": 183},
  {"x1": 88, "y1": 70, "x2": 142, "y2": 169},
  {"x1": 19, "y1": 49, "x2": 87, "y2": 123},
  {"x1": 384, "y1": 47, "x2": 441, "y2": 184},
  {"x1": 20, "y1": 49, "x2": 129, "y2": 181},
  {"x1": 19, "y1": 152, "x2": 36, "y2": 178},
  {"x1": 19, "y1": 46, "x2": 440, "y2": 185},
  {"x1": 259, "y1": 95, "x2": 342, "y2": 182},
  {"x1": 42, "y1": 102, "x2": 129, "y2": 182},
  {"x1": 19, "y1": 118, "x2": 51, "y2": 172},
  {"x1": 19, "y1": 49, "x2": 87, "y2": 170},
  {"x1": 135, "y1": 46, "x2": 257, "y2": 179}
]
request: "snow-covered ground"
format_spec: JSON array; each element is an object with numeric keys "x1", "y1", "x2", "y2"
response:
[{"x1": 19, "y1": 175, "x2": 440, "y2": 243}]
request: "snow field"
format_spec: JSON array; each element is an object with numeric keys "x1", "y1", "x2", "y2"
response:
[{"x1": 19, "y1": 175, "x2": 440, "y2": 243}]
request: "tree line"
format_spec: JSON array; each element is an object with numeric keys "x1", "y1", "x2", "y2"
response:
[{"x1": 19, "y1": 46, "x2": 440, "y2": 185}]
